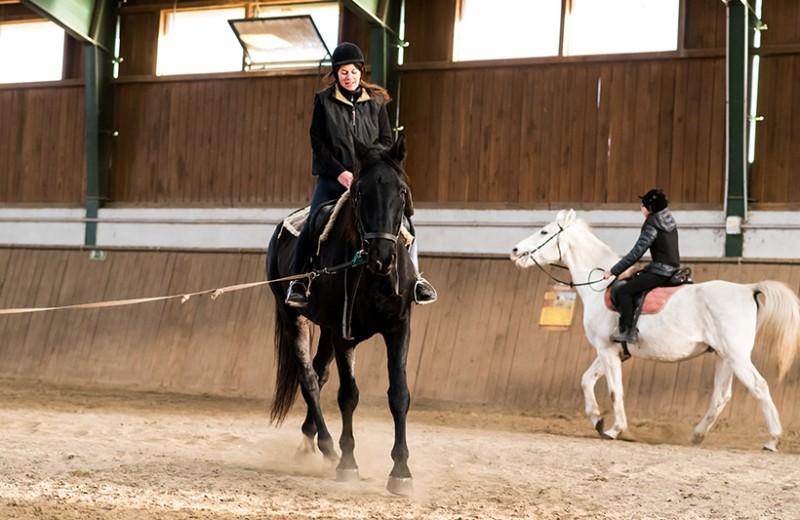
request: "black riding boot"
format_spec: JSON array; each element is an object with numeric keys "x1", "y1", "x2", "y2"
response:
[
  {"x1": 610, "y1": 293, "x2": 638, "y2": 343},
  {"x1": 286, "y1": 227, "x2": 311, "y2": 308}
]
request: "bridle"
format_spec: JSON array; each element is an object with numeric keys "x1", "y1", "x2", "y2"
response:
[
  {"x1": 521, "y1": 224, "x2": 608, "y2": 289},
  {"x1": 351, "y1": 184, "x2": 406, "y2": 249}
]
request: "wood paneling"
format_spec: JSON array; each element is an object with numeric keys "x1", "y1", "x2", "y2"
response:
[
  {"x1": 763, "y1": 0, "x2": 800, "y2": 46},
  {"x1": 400, "y1": 58, "x2": 726, "y2": 205},
  {"x1": 2, "y1": 248, "x2": 800, "y2": 433},
  {"x1": 111, "y1": 74, "x2": 320, "y2": 205},
  {"x1": 0, "y1": 85, "x2": 85, "y2": 204},
  {"x1": 119, "y1": 11, "x2": 160, "y2": 76},
  {"x1": 403, "y1": 0, "x2": 455, "y2": 63},
  {"x1": 0, "y1": 3, "x2": 37, "y2": 21},
  {"x1": 684, "y1": 0, "x2": 726, "y2": 50},
  {"x1": 340, "y1": 4, "x2": 371, "y2": 59},
  {"x1": 750, "y1": 55, "x2": 800, "y2": 205}
]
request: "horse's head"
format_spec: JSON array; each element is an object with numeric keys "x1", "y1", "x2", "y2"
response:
[
  {"x1": 351, "y1": 135, "x2": 410, "y2": 276},
  {"x1": 510, "y1": 209, "x2": 577, "y2": 269}
]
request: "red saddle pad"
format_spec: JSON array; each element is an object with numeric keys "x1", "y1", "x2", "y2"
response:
[{"x1": 604, "y1": 284, "x2": 685, "y2": 314}]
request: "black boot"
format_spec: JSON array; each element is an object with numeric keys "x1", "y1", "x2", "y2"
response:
[
  {"x1": 414, "y1": 276, "x2": 437, "y2": 305},
  {"x1": 285, "y1": 280, "x2": 308, "y2": 308},
  {"x1": 610, "y1": 326, "x2": 638, "y2": 344}
]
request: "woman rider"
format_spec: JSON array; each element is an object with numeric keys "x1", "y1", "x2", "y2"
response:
[
  {"x1": 285, "y1": 42, "x2": 437, "y2": 307},
  {"x1": 603, "y1": 189, "x2": 680, "y2": 343}
]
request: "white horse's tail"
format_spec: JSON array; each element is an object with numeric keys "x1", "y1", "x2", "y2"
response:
[{"x1": 752, "y1": 281, "x2": 800, "y2": 381}]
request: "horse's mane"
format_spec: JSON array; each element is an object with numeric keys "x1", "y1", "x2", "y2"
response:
[
  {"x1": 572, "y1": 219, "x2": 619, "y2": 259},
  {"x1": 356, "y1": 148, "x2": 410, "y2": 186}
]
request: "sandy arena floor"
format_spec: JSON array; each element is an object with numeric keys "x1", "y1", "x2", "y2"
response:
[{"x1": 0, "y1": 382, "x2": 798, "y2": 520}]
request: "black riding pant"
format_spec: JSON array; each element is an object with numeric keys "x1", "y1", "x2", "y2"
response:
[
  {"x1": 291, "y1": 177, "x2": 348, "y2": 276},
  {"x1": 612, "y1": 271, "x2": 670, "y2": 330}
]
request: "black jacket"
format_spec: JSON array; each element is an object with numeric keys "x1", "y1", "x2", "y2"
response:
[
  {"x1": 610, "y1": 209, "x2": 680, "y2": 277},
  {"x1": 310, "y1": 84, "x2": 393, "y2": 179}
]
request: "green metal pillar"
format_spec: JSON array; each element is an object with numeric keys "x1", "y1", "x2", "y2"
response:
[
  {"x1": 83, "y1": 1, "x2": 115, "y2": 247},
  {"x1": 724, "y1": 0, "x2": 749, "y2": 257}
]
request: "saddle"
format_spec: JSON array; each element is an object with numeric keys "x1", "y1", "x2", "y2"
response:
[{"x1": 605, "y1": 267, "x2": 693, "y2": 316}]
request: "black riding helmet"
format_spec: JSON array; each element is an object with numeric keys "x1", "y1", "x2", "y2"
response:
[
  {"x1": 331, "y1": 42, "x2": 365, "y2": 68},
  {"x1": 639, "y1": 188, "x2": 669, "y2": 213}
]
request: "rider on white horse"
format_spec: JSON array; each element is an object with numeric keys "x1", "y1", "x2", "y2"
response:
[{"x1": 602, "y1": 189, "x2": 680, "y2": 344}]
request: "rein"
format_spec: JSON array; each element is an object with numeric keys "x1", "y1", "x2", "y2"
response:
[{"x1": 524, "y1": 225, "x2": 609, "y2": 289}]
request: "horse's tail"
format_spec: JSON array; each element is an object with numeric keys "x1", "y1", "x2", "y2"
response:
[
  {"x1": 270, "y1": 305, "x2": 301, "y2": 424},
  {"x1": 752, "y1": 280, "x2": 800, "y2": 381},
  {"x1": 268, "y1": 227, "x2": 301, "y2": 425}
]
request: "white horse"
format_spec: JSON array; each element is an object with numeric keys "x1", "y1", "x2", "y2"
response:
[{"x1": 510, "y1": 209, "x2": 800, "y2": 451}]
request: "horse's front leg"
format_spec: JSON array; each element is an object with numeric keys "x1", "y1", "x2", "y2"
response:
[
  {"x1": 299, "y1": 328, "x2": 335, "y2": 455},
  {"x1": 334, "y1": 343, "x2": 360, "y2": 481},
  {"x1": 382, "y1": 322, "x2": 413, "y2": 495},
  {"x1": 581, "y1": 355, "x2": 605, "y2": 433},
  {"x1": 599, "y1": 346, "x2": 628, "y2": 439}
]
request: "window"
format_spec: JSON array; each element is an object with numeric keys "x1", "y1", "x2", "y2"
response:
[
  {"x1": 253, "y1": 1, "x2": 339, "y2": 63},
  {"x1": 0, "y1": 21, "x2": 64, "y2": 84},
  {"x1": 453, "y1": 0, "x2": 561, "y2": 62},
  {"x1": 156, "y1": 7, "x2": 245, "y2": 76},
  {"x1": 564, "y1": 0, "x2": 680, "y2": 56}
]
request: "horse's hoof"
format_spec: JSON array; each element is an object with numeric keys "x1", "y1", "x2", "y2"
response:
[
  {"x1": 594, "y1": 418, "x2": 605, "y2": 437},
  {"x1": 298, "y1": 436, "x2": 315, "y2": 453},
  {"x1": 336, "y1": 468, "x2": 360, "y2": 482},
  {"x1": 386, "y1": 476, "x2": 413, "y2": 496},
  {"x1": 763, "y1": 438, "x2": 779, "y2": 452},
  {"x1": 691, "y1": 432, "x2": 705, "y2": 445}
]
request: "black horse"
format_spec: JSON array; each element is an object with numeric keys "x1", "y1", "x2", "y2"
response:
[{"x1": 266, "y1": 136, "x2": 416, "y2": 495}]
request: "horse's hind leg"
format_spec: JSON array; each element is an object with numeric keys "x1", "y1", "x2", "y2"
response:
[
  {"x1": 599, "y1": 347, "x2": 628, "y2": 439},
  {"x1": 729, "y1": 356, "x2": 783, "y2": 451},
  {"x1": 294, "y1": 318, "x2": 337, "y2": 461},
  {"x1": 581, "y1": 356, "x2": 605, "y2": 433},
  {"x1": 334, "y1": 344, "x2": 360, "y2": 481},
  {"x1": 691, "y1": 356, "x2": 733, "y2": 444},
  {"x1": 299, "y1": 329, "x2": 334, "y2": 455}
]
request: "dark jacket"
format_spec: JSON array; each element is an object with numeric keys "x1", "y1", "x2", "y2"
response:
[
  {"x1": 610, "y1": 209, "x2": 680, "y2": 277},
  {"x1": 310, "y1": 84, "x2": 393, "y2": 179}
]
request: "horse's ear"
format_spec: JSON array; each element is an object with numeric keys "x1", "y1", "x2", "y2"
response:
[
  {"x1": 390, "y1": 133, "x2": 407, "y2": 164},
  {"x1": 565, "y1": 208, "x2": 577, "y2": 226},
  {"x1": 555, "y1": 209, "x2": 567, "y2": 225}
]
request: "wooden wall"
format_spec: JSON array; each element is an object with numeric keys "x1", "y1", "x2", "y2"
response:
[
  {"x1": 112, "y1": 74, "x2": 319, "y2": 204},
  {"x1": 0, "y1": 84, "x2": 85, "y2": 204},
  {"x1": 401, "y1": 58, "x2": 726, "y2": 205},
  {"x1": 0, "y1": 3, "x2": 85, "y2": 204},
  {"x1": 1, "y1": 0, "x2": 800, "y2": 206},
  {"x1": 2, "y1": 248, "x2": 800, "y2": 432}
]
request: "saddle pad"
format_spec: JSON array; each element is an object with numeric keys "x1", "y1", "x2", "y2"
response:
[
  {"x1": 281, "y1": 206, "x2": 311, "y2": 237},
  {"x1": 604, "y1": 285, "x2": 684, "y2": 314}
]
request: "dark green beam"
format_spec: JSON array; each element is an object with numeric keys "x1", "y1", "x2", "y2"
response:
[
  {"x1": 83, "y1": 1, "x2": 115, "y2": 247},
  {"x1": 725, "y1": 0, "x2": 748, "y2": 257}
]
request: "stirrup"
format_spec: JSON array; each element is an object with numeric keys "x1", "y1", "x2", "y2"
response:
[
  {"x1": 414, "y1": 276, "x2": 437, "y2": 305},
  {"x1": 285, "y1": 280, "x2": 309, "y2": 308}
]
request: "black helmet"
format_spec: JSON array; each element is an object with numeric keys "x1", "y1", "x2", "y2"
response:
[
  {"x1": 331, "y1": 42, "x2": 364, "y2": 68},
  {"x1": 639, "y1": 188, "x2": 669, "y2": 213}
]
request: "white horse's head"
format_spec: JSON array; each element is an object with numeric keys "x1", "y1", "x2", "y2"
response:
[{"x1": 510, "y1": 209, "x2": 577, "y2": 269}]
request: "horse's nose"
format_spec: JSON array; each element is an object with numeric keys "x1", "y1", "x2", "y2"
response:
[
  {"x1": 374, "y1": 259, "x2": 383, "y2": 271},
  {"x1": 512, "y1": 247, "x2": 519, "y2": 255}
]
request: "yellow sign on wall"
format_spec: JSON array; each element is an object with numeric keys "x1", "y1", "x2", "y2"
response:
[{"x1": 539, "y1": 285, "x2": 577, "y2": 330}]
